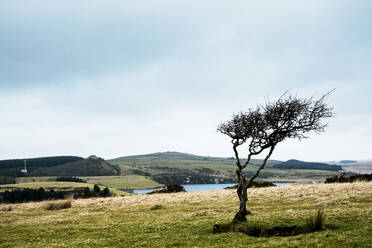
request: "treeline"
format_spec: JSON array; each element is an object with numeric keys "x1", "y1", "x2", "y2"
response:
[
  {"x1": 73, "y1": 185, "x2": 111, "y2": 199},
  {"x1": 1, "y1": 188, "x2": 65, "y2": 203},
  {"x1": 325, "y1": 173, "x2": 372, "y2": 183},
  {"x1": 1, "y1": 185, "x2": 111, "y2": 204},
  {"x1": 56, "y1": 176, "x2": 87, "y2": 183},
  {"x1": 0, "y1": 156, "x2": 84, "y2": 177}
]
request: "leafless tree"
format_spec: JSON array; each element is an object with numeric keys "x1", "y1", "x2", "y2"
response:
[{"x1": 217, "y1": 92, "x2": 334, "y2": 223}]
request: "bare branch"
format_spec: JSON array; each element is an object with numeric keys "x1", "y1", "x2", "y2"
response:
[
  {"x1": 247, "y1": 145, "x2": 275, "y2": 187},
  {"x1": 217, "y1": 91, "x2": 334, "y2": 222}
]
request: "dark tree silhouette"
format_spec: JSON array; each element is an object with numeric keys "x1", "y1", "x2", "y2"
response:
[{"x1": 217, "y1": 92, "x2": 334, "y2": 223}]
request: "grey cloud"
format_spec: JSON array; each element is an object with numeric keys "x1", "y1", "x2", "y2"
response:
[{"x1": 0, "y1": 0, "x2": 371, "y2": 160}]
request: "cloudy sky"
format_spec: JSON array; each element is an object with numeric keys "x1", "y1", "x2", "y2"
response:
[{"x1": 0, "y1": 1, "x2": 371, "y2": 161}]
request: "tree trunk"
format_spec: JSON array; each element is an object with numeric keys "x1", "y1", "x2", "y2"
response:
[{"x1": 232, "y1": 168, "x2": 249, "y2": 223}]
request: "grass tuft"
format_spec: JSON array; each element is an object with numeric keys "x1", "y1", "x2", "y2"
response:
[
  {"x1": 43, "y1": 199, "x2": 72, "y2": 210},
  {"x1": 149, "y1": 204, "x2": 165, "y2": 210},
  {"x1": 307, "y1": 206, "x2": 325, "y2": 231}
]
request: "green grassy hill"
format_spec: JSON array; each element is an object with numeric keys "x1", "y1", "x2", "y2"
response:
[
  {"x1": 0, "y1": 152, "x2": 344, "y2": 190},
  {"x1": 110, "y1": 152, "x2": 340, "y2": 185}
]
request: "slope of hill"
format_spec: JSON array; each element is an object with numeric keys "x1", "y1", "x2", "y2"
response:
[
  {"x1": 28, "y1": 155, "x2": 120, "y2": 177},
  {"x1": 272, "y1": 159, "x2": 342, "y2": 171},
  {"x1": 112, "y1": 151, "x2": 282, "y2": 165},
  {"x1": 339, "y1": 161, "x2": 372, "y2": 174},
  {"x1": 0, "y1": 156, "x2": 84, "y2": 177},
  {"x1": 110, "y1": 152, "x2": 339, "y2": 185},
  {"x1": 112, "y1": 151, "x2": 211, "y2": 161},
  {"x1": 0, "y1": 155, "x2": 120, "y2": 178}
]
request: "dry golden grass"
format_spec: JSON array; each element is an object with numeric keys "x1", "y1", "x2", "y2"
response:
[
  {"x1": 3, "y1": 181, "x2": 371, "y2": 213},
  {"x1": 1, "y1": 182, "x2": 371, "y2": 248},
  {"x1": 0, "y1": 205, "x2": 12, "y2": 212},
  {"x1": 42, "y1": 199, "x2": 72, "y2": 210}
]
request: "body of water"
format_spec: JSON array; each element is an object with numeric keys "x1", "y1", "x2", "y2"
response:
[{"x1": 132, "y1": 182, "x2": 292, "y2": 195}]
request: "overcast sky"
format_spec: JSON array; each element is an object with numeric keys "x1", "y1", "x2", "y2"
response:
[{"x1": 0, "y1": 1, "x2": 371, "y2": 161}]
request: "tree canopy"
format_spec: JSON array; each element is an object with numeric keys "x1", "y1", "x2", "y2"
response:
[{"x1": 218, "y1": 92, "x2": 334, "y2": 222}]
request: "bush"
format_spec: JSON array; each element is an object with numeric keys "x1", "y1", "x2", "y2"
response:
[
  {"x1": 43, "y1": 200, "x2": 72, "y2": 210},
  {"x1": 306, "y1": 207, "x2": 325, "y2": 231},
  {"x1": 100, "y1": 187, "x2": 111, "y2": 197},
  {"x1": 94, "y1": 184, "x2": 101, "y2": 194}
]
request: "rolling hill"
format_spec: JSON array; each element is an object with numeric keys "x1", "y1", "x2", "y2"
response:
[
  {"x1": 0, "y1": 155, "x2": 120, "y2": 178},
  {"x1": 0, "y1": 152, "x2": 347, "y2": 188},
  {"x1": 110, "y1": 151, "x2": 340, "y2": 185},
  {"x1": 111, "y1": 151, "x2": 282, "y2": 166},
  {"x1": 0, "y1": 156, "x2": 84, "y2": 177}
]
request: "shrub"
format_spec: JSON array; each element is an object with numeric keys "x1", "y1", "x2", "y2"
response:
[
  {"x1": 306, "y1": 206, "x2": 325, "y2": 231},
  {"x1": 99, "y1": 187, "x2": 111, "y2": 197},
  {"x1": 43, "y1": 200, "x2": 72, "y2": 210}
]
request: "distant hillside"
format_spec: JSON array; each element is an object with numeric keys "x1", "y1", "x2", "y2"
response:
[
  {"x1": 112, "y1": 151, "x2": 232, "y2": 162},
  {"x1": 0, "y1": 155, "x2": 120, "y2": 177},
  {"x1": 0, "y1": 156, "x2": 84, "y2": 177},
  {"x1": 339, "y1": 160, "x2": 358, "y2": 164},
  {"x1": 339, "y1": 161, "x2": 372, "y2": 174},
  {"x1": 110, "y1": 152, "x2": 340, "y2": 184},
  {"x1": 272, "y1": 160, "x2": 342, "y2": 171},
  {"x1": 111, "y1": 151, "x2": 282, "y2": 166},
  {"x1": 28, "y1": 155, "x2": 120, "y2": 176}
]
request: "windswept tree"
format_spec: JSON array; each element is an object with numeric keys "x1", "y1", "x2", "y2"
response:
[{"x1": 217, "y1": 92, "x2": 334, "y2": 223}]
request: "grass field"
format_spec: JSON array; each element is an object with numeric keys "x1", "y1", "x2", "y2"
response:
[
  {"x1": 14, "y1": 175, "x2": 162, "y2": 190},
  {"x1": 0, "y1": 182, "x2": 127, "y2": 196},
  {"x1": 83, "y1": 175, "x2": 163, "y2": 189},
  {"x1": 15, "y1": 177, "x2": 58, "y2": 183},
  {"x1": 1, "y1": 182, "x2": 371, "y2": 247}
]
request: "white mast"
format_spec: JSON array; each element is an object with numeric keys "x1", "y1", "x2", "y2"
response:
[{"x1": 21, "y1": 160, "x2": 27, "y2": 174}]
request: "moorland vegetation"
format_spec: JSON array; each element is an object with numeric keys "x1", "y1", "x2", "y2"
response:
[{"x1": 0, "y1": 182, "x2": 371, "y2": 247}]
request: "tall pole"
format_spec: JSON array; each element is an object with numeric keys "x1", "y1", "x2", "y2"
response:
[{"x1": 23, "y1": 159, "x2": 27, "y2": 173}]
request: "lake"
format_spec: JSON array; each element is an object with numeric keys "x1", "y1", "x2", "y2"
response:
[{"x1": 132, "y1": 182, "x2": 292, "y2": 195}]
